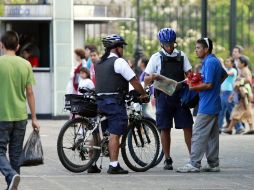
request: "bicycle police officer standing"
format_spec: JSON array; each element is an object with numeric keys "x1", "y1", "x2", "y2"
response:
[
  {"x1": 95, "y1": 34, "x2": 149, "y2": 174},
  {"x1": 144, "y1": 28, "x2": 193, "y2": 170}
]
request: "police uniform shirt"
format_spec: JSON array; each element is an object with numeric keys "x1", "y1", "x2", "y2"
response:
[
  {"x1": 109, "y1": 52, "x2": 135, "y2": 81},
  {"x1": 97, "y1": 52, "x2": 135, "y2": 95},
  {"x1": 145, "y1": 49, "x2": 192, "y2": 75}
]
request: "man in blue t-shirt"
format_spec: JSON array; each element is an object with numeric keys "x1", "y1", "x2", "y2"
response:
[{"x1": 177, "y1": 38, "x2": 227, "y2": 173}]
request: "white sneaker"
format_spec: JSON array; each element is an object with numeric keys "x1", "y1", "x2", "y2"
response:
[
  {"x1": 8, "y1": 174, "x2": 20, "y2": 190},
  {"x1": 177, "y1": 163, "x2": 200, "y2": 173},
  {"x1": 201, "y1": 164, "x2": 220, "y2": 172}
]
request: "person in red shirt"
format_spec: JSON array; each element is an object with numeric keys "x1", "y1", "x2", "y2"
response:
[{"x1": 21, "y1": 48, "x2": 39, "y2": 67}]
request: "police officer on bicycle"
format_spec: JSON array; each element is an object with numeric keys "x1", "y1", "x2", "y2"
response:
[
  {"x1": 95, "y1": 34, "x2": 149, "y2": 174},
  {"x1": 144, "y1": 28, "x2": 193, "y2": 170}
]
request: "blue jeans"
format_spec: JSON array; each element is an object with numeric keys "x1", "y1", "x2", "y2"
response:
[
  {"x1": 218, "y1": 91, "x2": 234, "y2": 129},
  {"x1": 218, "y1": 91, "x2": 244, "y2": 131},
  {"x1": 0, "y1": 120, "x2": 27, "y2": 185}
]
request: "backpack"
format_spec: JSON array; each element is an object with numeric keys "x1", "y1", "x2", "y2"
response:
[{"x1": 180, "y1": 84, "x2": 199, "y2": 108}]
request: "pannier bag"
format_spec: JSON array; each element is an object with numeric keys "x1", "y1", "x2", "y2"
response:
[{"x1": 65, "y1": 94, "x2": 97, "y2": 117}]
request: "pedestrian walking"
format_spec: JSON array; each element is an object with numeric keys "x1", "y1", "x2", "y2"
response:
[{"x1": 0, "y1": 31, "x2": 40, "y2": 189}]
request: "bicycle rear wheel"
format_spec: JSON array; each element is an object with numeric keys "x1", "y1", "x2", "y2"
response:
[
  {"x1": 121, "y1": 119, "x2": 160, "y2": 172},
  {"x1": 57, "y1": 118, "x2": 100, "y2": 173}
]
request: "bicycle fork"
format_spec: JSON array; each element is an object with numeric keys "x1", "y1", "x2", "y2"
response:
[{"x1": 132, "y1": 121, "x2": 151, "y2": 147}]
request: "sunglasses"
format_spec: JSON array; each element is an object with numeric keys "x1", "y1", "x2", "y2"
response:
[{"x1": 203, "y1": 37, "x2": 209, "y2": 48}]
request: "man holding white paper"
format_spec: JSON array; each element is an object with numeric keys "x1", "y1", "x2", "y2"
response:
[{"x1": 144, "y1": 28, "x2": 193, "y2": 170}]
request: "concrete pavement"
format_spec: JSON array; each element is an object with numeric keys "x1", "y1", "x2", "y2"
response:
[{"x1": 0, "y1": 119, "x2": 253, "y2": 190}]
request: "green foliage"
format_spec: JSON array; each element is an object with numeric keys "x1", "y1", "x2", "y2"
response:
[
  {"x1": 0, "y1": 0, "x2": 4, "y2": 16},
  {"x1": 85, "y1": 0, "x2": 254, "y2": 68},
  {"x1": 124, "y1": 0, "x2": 254, "y2": 67}
]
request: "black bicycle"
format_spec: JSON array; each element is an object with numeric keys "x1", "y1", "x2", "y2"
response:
[
  {"x1": 126, "y1": 104, "x2": 164, "y2": 168},
  {"x1": 57, "y1": 88, "x2": 160, "y2": 173}
]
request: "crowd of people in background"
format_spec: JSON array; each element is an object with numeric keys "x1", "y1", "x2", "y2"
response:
[
  {"x1": 220, "y1": 46, "x2": 254, "y2": 135},
  {"x1": 1, "y1": 27, "x2": 254, "y2": 189},
  {"x1": 65, "y1": 30, "x2": 254, "y2": 176},
  {"x1": 67, "y1": 40, "x2": 254, "y2": 137}
]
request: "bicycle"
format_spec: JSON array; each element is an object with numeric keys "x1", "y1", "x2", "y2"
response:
[
  {"x1": 126, "y1": 104, "x2": 164, "y2": 168},
  {"x1": 57, "y1": 88, "x2": 160, "y2": 173}
]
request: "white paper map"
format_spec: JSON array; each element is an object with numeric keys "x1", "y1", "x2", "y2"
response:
[{"x1": 153, "y1": 74, "x2": 183, "y2": 96}]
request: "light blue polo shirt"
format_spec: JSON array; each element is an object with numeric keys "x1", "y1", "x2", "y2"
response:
[{"x1": 198, "y1": 54, "x2": 227, "y2": 115}]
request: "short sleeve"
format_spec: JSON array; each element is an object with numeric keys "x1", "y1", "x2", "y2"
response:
[
  {"x1": 114, "y1": 58, "x2": 136, "y2": 81},
  {"x1": 203, "y1": 62, "x2": 215, "y2": 83},
  {"x1": 144, "y1": 53, "x2": 160, "y2": 75},
  {"x1": 181, "y1": 51, "x2": 192, "y2": 72},
  {"x1": 26, "y1": 63, "x2": 35, "y2": 86},
  {"x1": 88, "y1": 79, "x2": 95, "y2": 89}
]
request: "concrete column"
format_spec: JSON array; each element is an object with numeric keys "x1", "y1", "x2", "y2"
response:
[{"x1": 52, "y1": 0, "x2": 74, "y2": 116}]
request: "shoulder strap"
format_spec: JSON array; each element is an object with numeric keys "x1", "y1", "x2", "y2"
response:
[{"x1": 176, "y1": 51, "x2": 181, "y2": 62}]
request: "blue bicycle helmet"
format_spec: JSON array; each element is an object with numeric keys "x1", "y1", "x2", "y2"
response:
[
  {"x1": 157, "y1": 28, "x2": 176, "y2": 43},
  {"x1": 102, "y1": 34, "x2": 127, "y2": 48}
]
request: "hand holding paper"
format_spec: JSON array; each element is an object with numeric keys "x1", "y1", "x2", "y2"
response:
[{"x1": 153, "y1": 74, "x2": 179, "y2": 96}]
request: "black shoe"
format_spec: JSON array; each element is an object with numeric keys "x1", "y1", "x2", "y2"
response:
[
  {"x1": 107, "y1": 164, "x2": 129, "y2": 174},
  {"x1": 164, "y1": 157, "x2": 173, "y2": 170},
  {"x1": 87, "y1": 164, "x2": 101, "y2": 173},
  {"x1": 222, "y1": 128, "x2": 232, "y2": 135}
]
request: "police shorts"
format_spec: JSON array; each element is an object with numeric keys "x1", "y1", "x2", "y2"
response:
[
  {"x1": 156, "y1": 92, "x2": 193, "y2": 130},
  {"x1": 97, "y1": 95, "x2": 128, "y2": 135}
]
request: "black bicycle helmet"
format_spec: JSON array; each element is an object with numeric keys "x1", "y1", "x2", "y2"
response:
[{"x1": 102, "y1": 34, "x2": 127, "y2": 49}]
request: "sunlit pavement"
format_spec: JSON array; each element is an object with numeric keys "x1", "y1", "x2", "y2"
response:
[{"x1": 0, "y1": 119, "x2": 253, "y2": 190}]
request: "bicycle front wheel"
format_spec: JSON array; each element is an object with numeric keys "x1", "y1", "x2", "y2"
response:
[
  {"x1": 121, "y1": 119, "x2": 160, "y2": 172},
  {"x1": 57, "y1": 118, "x2": 100, "y2": 173},
  {"x1": 142, "y1": 117, "x2": 163, "y2": 167}
]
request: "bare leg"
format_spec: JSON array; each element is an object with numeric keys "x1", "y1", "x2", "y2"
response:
[
  {"x1": 108, "y1": 134, "x2": 120, "y2": 161},
  {"x1": 183, "y1": 128, "x2": 192, "y2": 154},
  {"x1": 160, "y1": 128, "x2": 171, "y2": 159},
  {"x1": 227, "y1": 119, "x2": 238, "y2": 131}
]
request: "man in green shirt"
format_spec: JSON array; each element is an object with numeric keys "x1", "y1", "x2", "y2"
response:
[{"x1": 0, "y1": 31, "x2": 40, "y2": 190}]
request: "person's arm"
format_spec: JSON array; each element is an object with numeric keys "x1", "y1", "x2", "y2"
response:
[
  {"x1": 144, "y1": 73, "x2": 158, "y2": 86},
  {"x1": 185, "y1": 69, "x2": 192, "y2": 76},
  {"x1": 190, "y1": 83, "x2": 213, "y2": 91},
  {"x1": 26, "y1": 85, "x2": 40, "y2": 130},
  {"x1": 129, "y1": 76, "x2": 147, "y2": 97},
  {"x1": 227, "y1": 70, "x2": 234, "y2": 76}
]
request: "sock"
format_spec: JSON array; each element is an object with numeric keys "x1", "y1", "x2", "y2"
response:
[{"x1": 109, "y1": 161, "x2": 118, "y2": 167}]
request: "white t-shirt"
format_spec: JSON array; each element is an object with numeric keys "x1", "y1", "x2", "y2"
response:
[
  {"x1": 108, "y1": 52, "x2": 136, "y2": 81},
  {"x1": 78, "y1": 78, "x2": 95, "y2": 95},
  {"x1": 145, "y1": 49, "x2": 192, "y2": 75}
]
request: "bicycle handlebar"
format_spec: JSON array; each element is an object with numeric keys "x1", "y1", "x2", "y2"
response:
[{"x1": 78, "y1": 87, "x2": 150, "y2": 105}]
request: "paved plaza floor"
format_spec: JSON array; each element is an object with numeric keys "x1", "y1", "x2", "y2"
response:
[{"x1": 0, "y1": 120, "x2": 253, "y2": 190}]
